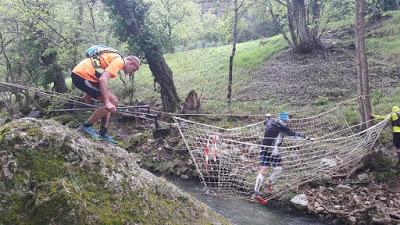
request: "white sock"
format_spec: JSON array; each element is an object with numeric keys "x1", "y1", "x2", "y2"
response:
[
  {"x1": 268, "y1": 166, "x2": 283, "y2": 184},
  {"x1": 254, "y1": 173, "x2": 264, "y2": 192}
]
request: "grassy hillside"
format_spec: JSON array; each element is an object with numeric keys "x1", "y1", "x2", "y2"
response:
[
  {"x1": 367, "y1": 11, "x2": 400, "y2": 108},
  {"x1": 104, "y1": 11, "x2": 400, "y2": 117},
  {"x1": 110, "y1": 35, "x2": 288, "y2": 113},
  {"x1": 367, "y1": 11, "x2": 400, "y2": 56}
]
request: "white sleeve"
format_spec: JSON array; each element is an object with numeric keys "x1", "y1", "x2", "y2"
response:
[
  {"x1": 272, "y1": 133, "x2": 284, "y2": 156},
  {"x1": 271, "y1": 145, "x2": 279, "y2": 156}
]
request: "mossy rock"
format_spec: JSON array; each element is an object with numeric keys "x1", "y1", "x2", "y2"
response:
[
  {"x1": 0, "y1": 118, "x2": 231, "y2": 225},
  {"x1": 50, "y1": 113, "x2": 90, "y2": 128},
  {"x1": 51, "y1": 114, "x2": 73, "y2": 125}
]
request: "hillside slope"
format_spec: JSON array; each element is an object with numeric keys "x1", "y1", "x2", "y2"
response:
[
  {"x1": 117, "y1": 11, "x2": 400, "y2": 115},
  {"x1": 241, "y1": 40, "x2": 399, "y2": 105},
  {"x1": 241, "y1": 11, "x2": 400, "y2": 106}
]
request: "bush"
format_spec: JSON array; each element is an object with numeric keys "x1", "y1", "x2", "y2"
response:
[
  {"x1": 366, "y1": 151, "x2": 399, "y2": 183},
  {"x1": 313, "y1": 96, "x2": 329, "y2": 106}
]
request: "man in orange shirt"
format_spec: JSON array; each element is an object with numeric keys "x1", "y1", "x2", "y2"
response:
[{"x1": 71, "y1": 52, "x2": 140, "y2": 144}]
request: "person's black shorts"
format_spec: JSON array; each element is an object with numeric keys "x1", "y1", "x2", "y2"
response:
[
  {"x1": 71, "y1": 72, "x2": 101, "y2": 99},
  {"x1": 259, "y1": 147, "x2": 281, "y2": 167},
  {"x1": 393, "y1": 132, "x2": 400, "y2": 148}
]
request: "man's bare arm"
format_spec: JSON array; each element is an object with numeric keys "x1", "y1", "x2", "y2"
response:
[{"x1": 99, "y1": 72, "x2": 115, "y2": 111}]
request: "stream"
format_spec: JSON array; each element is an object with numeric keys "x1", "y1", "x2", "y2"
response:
[{"x1": 168, "y1": 177, "x2": 332, "y2": 225}]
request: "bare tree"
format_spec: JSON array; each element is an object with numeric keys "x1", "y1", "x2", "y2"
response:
[
  {"x1": 283, "y1": 0, "x2": 324, "y2": 52},
  {"x1": 84, "y1": 0, "x2": 98, "y2": 40},
  {"x1": 227, "y1": 0, "x2": 257, "y2": 106},
  {"x1": 227, "y1": 0, "x2": 246, "y2": 106},
  {"x1": 355, "y1": 0, "x2": 371, "y2": 129}
]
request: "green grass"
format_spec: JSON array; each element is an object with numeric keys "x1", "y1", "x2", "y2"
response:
[
  {"x1": 325, "y1": 16, "x2": 354, "y2": 31},
  {"x1": 367, "y1": 11, "x2": 400, "y2": 58},
  {"x1": 323, "y1": 11, "x2": 400, "y2": 60},
  {"x1": 66, "y1": 11, "x2": 400, "y2": 119},
  {"x1": 370, "y1": 88, "x2": 400, "y2": 115},
  {"x1": 109, "y1": 35, "x2": 288, "y2": 113},
  {"x1": 363, "y1": 87, "x2": 400, "y2": 146}
]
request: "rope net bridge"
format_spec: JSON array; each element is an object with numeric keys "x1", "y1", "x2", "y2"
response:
[
  {"x1": 0, "y1": 81, "x2": 162, "y2": 127},
  {"x1": 173, "y1": 107, "x2": 387, "y2": 200}
]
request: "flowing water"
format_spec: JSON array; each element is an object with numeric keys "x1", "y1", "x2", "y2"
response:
[{"x1": 168, "y1": 177, "x2": 331, "y2": 225}]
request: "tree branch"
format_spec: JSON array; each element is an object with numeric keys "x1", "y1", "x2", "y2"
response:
[
  {"x1": 274, "y1": 0, "x2": 287, "y2": 6},
  {"x1": 20, "y1": 0, "x2": 70, "y2": 43}
]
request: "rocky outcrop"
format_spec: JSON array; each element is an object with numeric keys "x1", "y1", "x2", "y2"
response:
[
  {"x1": 123, "y1": 129, "x2": 197, "y2": 178},
  {"x1": 0, "y1": 118, "x2": 230, "y2": 225}
]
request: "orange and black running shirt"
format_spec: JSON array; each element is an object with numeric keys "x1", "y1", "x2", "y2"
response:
[{"x1": 72, "y1": 53, "x2": 124, "y2": 82}]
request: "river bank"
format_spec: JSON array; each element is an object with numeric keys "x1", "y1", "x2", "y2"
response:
[
  {"x1": 167, "y1": 176, "x2": 332, "y2": 225},
  {"x1": 120, "y1": 120, "x2": 400, "y2": 225},
  {"x1": 5, "y1": 111, "x2": 399, "y2": 224},
  {"x1": 300, "y1": 169, "x2": 400, "y2": 224}
]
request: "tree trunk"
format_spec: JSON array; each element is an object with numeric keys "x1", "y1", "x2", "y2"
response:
[
  {"x1": 294, "y1": 0, "x2": 312, "y2": 52},
  {"x1": 41, "y1": 53, "x2": 67, "y2": 93},
  {"x1": 396, "y1": 0, "x2": 400, "y2": 10},
  {"x1": 285, "y1": 0, "x2": 321, "y2": 52},
  {"x1": 310, "y1": 0, "x2": 322, "y2": 42},
  {"x1": 228, "y1": 0, "x2": 239, "y2": 106},
  {"x1": 286, "y1": 0, "x2": 298, "y2": 47},
  {"x1": 286, "y1": 0, "x2": 320, "y2": 53},
  {"x1": 145, "y1": 50, "x2": 180, "y2": 112},
  {"x1": 355, "y1": 0, "x2": 371, "y2": 129},
  {"x1": 106, "y1": 0, "x2": 180, "y2": 112},
  {"x1": 53, "y1": 65, "x2": 68, "y2": 93}
]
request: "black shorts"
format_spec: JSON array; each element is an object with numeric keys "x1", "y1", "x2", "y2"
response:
[
  {"x1": 393, "y1": 133, "x2": 400, "y2": 148},
  {"x1": 259, "y1": 147, "x2": 281, "y2": 167},
  {"x1": 71, "y1": 73, "x2": 101, "y2": 99}
]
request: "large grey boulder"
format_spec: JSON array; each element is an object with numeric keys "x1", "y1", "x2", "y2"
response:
[
  {"x1": 0, "y1": 118, "x2": 230, "y2": 225},
  {"x1": 290, "y1": 193, "x2": 309, "y2": 210}
]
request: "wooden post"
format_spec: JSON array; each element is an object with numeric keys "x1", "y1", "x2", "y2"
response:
[{"x1": 355, "y1": 0, "x2": 372, "y2": 129}]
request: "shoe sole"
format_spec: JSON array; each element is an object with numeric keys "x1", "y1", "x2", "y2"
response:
[
  {"x1": 254, "y1": 196, "x2": 268, "y2": 205},
  {"x1": 102, "y1": 140, "x2": 117, "y2": 145},
  {"x1": 99, "y1": 138, "x2": 117, "y2": 145},
  {"x1": 79, "y1": 128, "x2": 101, "y2": 140}
]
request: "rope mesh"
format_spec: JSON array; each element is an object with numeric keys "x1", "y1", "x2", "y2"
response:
[
  {"x1": 174, "y1": 107, "x2": 387, "y2": 200},
  {"x1": 0, "y1": 81, "x2": 387, "y2": 200}
]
